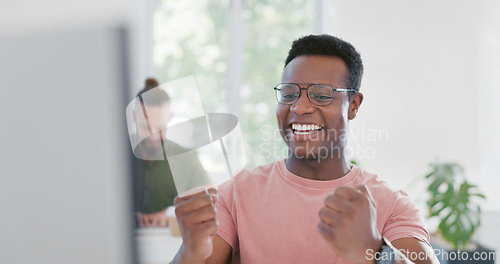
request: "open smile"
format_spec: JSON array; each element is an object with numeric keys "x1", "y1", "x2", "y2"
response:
[{"x1": 291, "y1": 123, "x2": 323, "y2": 135}]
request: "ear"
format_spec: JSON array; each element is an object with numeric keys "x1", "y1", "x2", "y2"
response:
[{"x1": 348, "y1": 92, "x2": 363, "y2": 120}]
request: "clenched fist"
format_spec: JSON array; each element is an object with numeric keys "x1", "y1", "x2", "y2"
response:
[
  {"x1": 174, "y1": 188, "x2": 219, "y2": 264},
  {"x1": 318, "y1": 185, "x2": 383, "y2": 264}
]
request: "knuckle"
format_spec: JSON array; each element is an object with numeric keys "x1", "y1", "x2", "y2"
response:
[
  {"x1": 317, "y1": 222, "x2": 325, "y2": 234},
  {"x1": 318, "y1": 207, "x2": 326, "y2": 218},
  {"x1": 318, "y1": 222, "x2": 332, "y2": 237},
  {"x1": 343, "y1": 206, "x2": 353, "y2": 217},
  {"x1": 343, "y1": 203, "x2": 351, "y2": 212},
  {"x1": 205, "y1": 194, "x2": 214, "y2": 203},
  {"x1": 356, "y1": 195, "x2": 369, "y2": 208},
  {"x1": 324, "y1": 194, "x2": 333, "y2": 204},
  {"x1": 338, "y1": 215, "x2": 349, "y2": 225},
  {"x1": 204, "y1": 205, "x2": 216, "y2": 217},
  {"x1": 334, "y1": 186, "x2": 346, "y2": 194}
]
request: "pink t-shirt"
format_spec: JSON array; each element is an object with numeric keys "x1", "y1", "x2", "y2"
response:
[{"x1": 215, "y1": 160, "x2": 429, "y2": 264}]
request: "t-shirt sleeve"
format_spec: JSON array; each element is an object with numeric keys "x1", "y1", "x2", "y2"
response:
[
  {"x1": 382, "y1": 190, "x2": 430, "y2": 245},
  {"x1": 215, "y1": 180, "x2": 238, "y2": 250}
]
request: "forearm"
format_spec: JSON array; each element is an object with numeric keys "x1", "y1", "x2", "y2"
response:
[{"x1": 170, "y1": 244, "x2": 206, "y2": 264}]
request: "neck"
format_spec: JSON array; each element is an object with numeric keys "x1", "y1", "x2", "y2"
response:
[{"x1": 285, "y1": 155, "x2": 352, "y2": 181}]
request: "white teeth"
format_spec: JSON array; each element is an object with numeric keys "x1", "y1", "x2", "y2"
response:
[{"x1": 291, "y1": 123, "x2": 322, "y2": 132}]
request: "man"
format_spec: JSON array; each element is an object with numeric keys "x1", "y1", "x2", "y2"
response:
[
  {"x1": 132, "y1": 78, "x2": 207, "y2": 227},
  {"x1": 172, "y1": 35, "x2": 439, "y2": 263}
]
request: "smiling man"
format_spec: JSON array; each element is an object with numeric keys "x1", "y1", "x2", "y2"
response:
[{"x1": 172, "y1": 35, "x2": 438, "y2": 264}]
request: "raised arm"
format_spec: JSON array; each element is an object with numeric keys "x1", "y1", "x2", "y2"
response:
[
  {"x1": 318, "y1": 185, "x2": 439, "y2": 264},
  {"x1": 170, "y1": 189, "x2": 232, "y2": 264}
]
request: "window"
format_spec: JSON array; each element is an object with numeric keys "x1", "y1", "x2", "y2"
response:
[{"x1": 152, "y1": 0, "x2": 314, "y2": 168}]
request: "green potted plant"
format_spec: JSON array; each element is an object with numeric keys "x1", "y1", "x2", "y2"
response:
[{"x1": 425, "y1": 162, "x2": 493, "y2": 263}]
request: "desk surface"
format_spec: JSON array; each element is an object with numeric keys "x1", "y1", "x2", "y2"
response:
[{"x1": 135, "y1": 228, "x2": 183, "y2": 264}]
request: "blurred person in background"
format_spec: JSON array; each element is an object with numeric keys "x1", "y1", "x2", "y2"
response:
[{"x1": 132, "y1": 78, "x2": 207, "y2": 227}]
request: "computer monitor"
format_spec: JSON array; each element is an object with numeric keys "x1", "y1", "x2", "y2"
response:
[{"x1": 0, "y1": 26, "x2": 134, "y2": 264}]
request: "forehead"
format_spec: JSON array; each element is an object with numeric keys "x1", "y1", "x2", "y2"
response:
[{"x1": 281, "y1": 55, "x2": 348, "y2": 87}]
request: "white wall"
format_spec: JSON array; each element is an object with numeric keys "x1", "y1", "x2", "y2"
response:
[{"x1": 332, "y1": 0, "x2": 500, "y2": 250}]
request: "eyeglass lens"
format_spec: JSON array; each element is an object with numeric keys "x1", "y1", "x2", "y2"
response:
[{"x1": 275, "y1": 84, "x2": 334, "y2": 106}]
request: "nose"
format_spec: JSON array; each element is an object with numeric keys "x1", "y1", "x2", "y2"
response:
[{"x1": 290, "y1": 89, "x2": 315, "y2": 115}]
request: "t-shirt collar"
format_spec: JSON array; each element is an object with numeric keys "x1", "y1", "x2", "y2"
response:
[{"x1": 277, "y1": 159, "x2": 359, "y2": 190}]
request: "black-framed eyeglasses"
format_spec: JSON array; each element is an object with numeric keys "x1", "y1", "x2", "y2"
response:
[{"x1": 274, "y1": 83, "x2": 357, "y2": 106}]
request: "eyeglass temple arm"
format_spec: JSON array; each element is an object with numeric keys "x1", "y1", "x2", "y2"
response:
[{"x1": 333, "y1": 88, "x2": 357, "y2": 92}]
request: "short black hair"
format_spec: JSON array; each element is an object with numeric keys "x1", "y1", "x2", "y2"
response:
[
  {"x1": 285, "y1": 34, "x2": 363, "y2": 92},
  {"x1": 136, "y1": 78, "x2": 170, "y2": 106}
]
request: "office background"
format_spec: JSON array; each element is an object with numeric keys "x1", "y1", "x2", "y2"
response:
[{"x1": 1, "y1": 0, "x2": 498, "y2": 263}]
